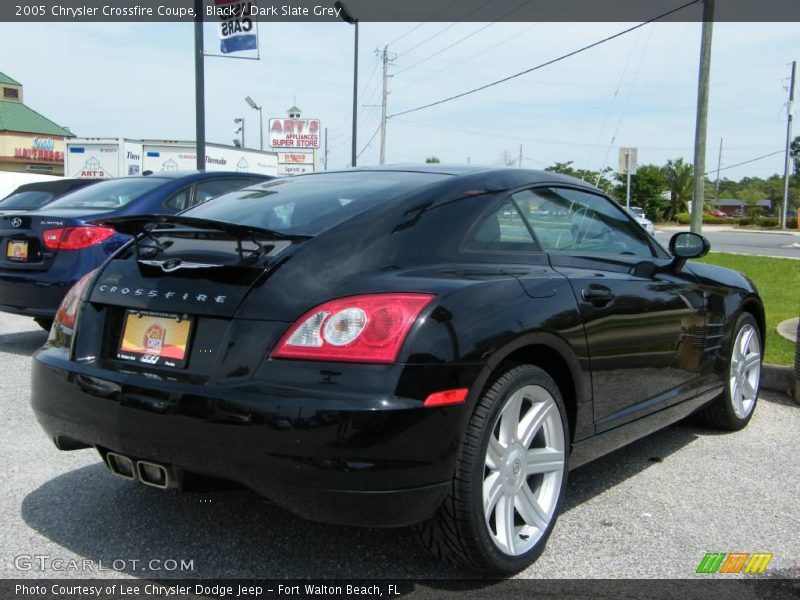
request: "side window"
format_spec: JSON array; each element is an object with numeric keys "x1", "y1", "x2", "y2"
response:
[
  {"x1": 164, "y1": 187, "x2": 191, "y2": 211},
  {"x1": 464, "y1": 200, "x2": 539, "y2": 253},
  {"x1": 193, "y1": 178, "x2": 252, "y2": 206},
  {"x1": 523, "y1": 187, "x2": 654, "y2": 257}
]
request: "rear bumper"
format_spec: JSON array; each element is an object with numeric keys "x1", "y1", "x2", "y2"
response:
[
  {"x1": 0, "y1": 246, "x2": 108, "y2": 318},
  {"x1": 31, "y1": 348, "x2": 479, "y2": 527},
  {"x1": 0, "y1": 274, "x2": 70, "y2": 318}
]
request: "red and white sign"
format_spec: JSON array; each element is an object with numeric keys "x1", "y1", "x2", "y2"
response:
[
  {"x1": 278, "y1": 152, "x2": 313, "y2": 164},
  {"x1": 269, "y1": 118, "x2": 320, "y2": 149}
]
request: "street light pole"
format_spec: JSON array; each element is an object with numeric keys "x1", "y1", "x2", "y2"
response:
[
  {"x1": 245, "y1": 96, "x2": 264, "y2": 150},
  {"x1": 336, "y1": 1, "x2": 358, "y2": 167},
  {"x1": 193, "y1": 0, "x2": 205, "y2": 171}
]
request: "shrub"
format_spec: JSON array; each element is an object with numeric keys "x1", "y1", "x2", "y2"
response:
[
  {"x1": 674, "y1": 212, "x2": 691, "y2": 224},
  {"x1": 738, "y1": 217, "x2": 753, "y2": 226},
  {"x1": 673, "y1": 213, "x2": 732, "y2": 225},
  {"x1": 755, "y1": 216, "x2": 779, "y2": 228},
  {"x1": 788, "y1": 217, "x2": 798, "y2": 229},
  {"x1": 702, "y1": 215, "x2": 733, "y2": 224}
]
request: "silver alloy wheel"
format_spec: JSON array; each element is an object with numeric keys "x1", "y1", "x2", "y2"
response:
[
  {"x1": 483, "y1": 384, "x2": 565, "y2": 557},
  {"x1": 729, "y1": 323, "x2": 761, "y2": 419}
]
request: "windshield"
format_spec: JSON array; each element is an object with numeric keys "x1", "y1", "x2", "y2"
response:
[
  {"x1": 0, "y1": 190, "x2": 55, "y2": 210},
  {"x1": 44, "y1": 177, "x2": 168, "y2": 210},
  {"x1": 184, "y1": 171, "x2": 450, "y2": 235}
]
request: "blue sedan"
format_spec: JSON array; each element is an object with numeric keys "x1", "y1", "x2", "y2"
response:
[{"x1": 0, "y1": 170, "x2": 270, "y2": 328}]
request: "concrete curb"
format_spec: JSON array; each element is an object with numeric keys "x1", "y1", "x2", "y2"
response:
[
  {"x1": 762, "y1": 363, "x2": 797, "y2": 404},
  {"x1": 776, "y1": 317, "x2": 799, "y2": 343}
]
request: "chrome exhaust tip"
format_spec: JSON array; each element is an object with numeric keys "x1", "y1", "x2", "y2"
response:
[
  {"x1": 106, "y1": 452, "x2": 136, "y2": 480},
  {"x1": 136, "y1": 460, "x2": 171, "y2": 489}
]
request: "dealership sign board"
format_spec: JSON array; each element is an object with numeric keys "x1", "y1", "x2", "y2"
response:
[
  {"x1": 214, "y1": 0, "x2": 259, "y2": 54},
  {"x1": 269, "y1": 119, "x2": 320, "y2": 149}
]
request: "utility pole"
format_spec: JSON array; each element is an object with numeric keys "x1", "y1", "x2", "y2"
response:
[
  {"x1": 518, "y1": 144, "x2": 523, "y2": 168},
  {"x1": 714, "y1": 138, "x2": 723, "y2": 198},
  {"x1": 781, "y1": 60, "x2": 796, "y2": 228},
  {"x1": 324, "y1": 127, "x2": 329, "y2": 170},
  {"x1": 690, "y1": 0, "x2": 715, "y2": 233},
  {"x1": 379, "y1": 45, "x2": 389, "y2": 165}
]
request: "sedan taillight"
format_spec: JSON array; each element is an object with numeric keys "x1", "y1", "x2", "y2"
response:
[
  {"x1": 43, "y1": 226, "x2": 115, "y2": 250},
  {"x1": 271, "y1": 293, "x2": 435, "y2": 364}
]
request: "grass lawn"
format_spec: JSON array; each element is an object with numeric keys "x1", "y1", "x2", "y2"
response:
[{"x1": 697, "y1": 253, "x2": 798, "y2": 365}]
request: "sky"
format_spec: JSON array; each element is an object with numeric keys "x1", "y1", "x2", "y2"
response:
[{"x1": 0, "y1": 19, "x2": 797, "y2": 180}]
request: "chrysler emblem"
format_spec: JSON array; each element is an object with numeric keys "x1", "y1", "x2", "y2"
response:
[
  {"x1": 10, "y1": 217, "x2": 23, "y2": 228},
  {"x1": 139, "y1": 258, "x2": 223, "y2": 273}
]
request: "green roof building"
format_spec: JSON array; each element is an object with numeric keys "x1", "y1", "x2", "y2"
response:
[{"x1": 1, "y1": 71, "x2": 74, "y2": 175}]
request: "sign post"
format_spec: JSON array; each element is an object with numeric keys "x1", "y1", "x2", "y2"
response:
[{"x1": 619, "y1": 147, "x2": 638, "y2": 210}]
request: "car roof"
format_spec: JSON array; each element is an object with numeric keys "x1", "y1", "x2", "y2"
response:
[
  {"x1": 8, "y1": 178, "x2": 97, "y2": 195},
  {"x1": 138, "y1": 170, "x2": 265, "y2": 180},
  {"x1": 319, "y1": 164, "x2": 604, "y2": 193}
]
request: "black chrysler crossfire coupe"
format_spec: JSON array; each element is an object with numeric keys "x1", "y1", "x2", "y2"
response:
[{"x1": 31, "y1": 166, "x2": 764, "y2": 573}]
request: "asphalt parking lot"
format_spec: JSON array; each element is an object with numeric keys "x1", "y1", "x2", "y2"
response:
[{"x1": 1, "y1": 312, "x2": 798, "y2": 581}]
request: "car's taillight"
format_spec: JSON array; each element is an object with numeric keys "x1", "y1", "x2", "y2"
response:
[
  {"x1": 43, "y1": 226, "x2": 115, "y2": 250},
  {"x1": 272, "y1": 293, "x2": 435, "y2": 363},
  {"x1": 52, "y1": 270, "x2": 96, "y2": 331}
]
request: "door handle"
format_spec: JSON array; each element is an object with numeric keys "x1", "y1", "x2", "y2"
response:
[{"x1": 582, "y1": 286, "x2": 615, "y2": 305}]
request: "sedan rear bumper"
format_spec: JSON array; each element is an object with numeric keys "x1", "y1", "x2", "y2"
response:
[
  {"x1": 0, "y1": 274, "x2": 70, "y2": 318},
  {"x1": 30, "y1": 348, "x2": 475, "y2": 527}
]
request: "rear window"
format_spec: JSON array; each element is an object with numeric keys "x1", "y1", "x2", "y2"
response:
[
  {"x1": 44, "y1": 177, "x2": 169, "y2": 210},
  {"x1": 184, "y1": 171, "x2": 450, "y2": 235},
  {"x1": 0, "y1": 190, "x2": 55, "y2": 210}
]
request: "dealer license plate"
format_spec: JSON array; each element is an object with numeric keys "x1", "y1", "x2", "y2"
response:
[
  {"x1": 117, "y1": 310, "x2": 193, "y2": 368},
  {"x1": 6, "y1": 240, "x2": 28, "y2": 261}
]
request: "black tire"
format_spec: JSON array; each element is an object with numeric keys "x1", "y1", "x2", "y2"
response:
[
  {"x1": 34, "y1": 318, "x2": 53, "y2": 332},
  {"x1": 701, "y1": 312, "x2": 762, "y2": 431},
  {"x1": 415, "y1": 364, "x2": 569, "y2": 574}
]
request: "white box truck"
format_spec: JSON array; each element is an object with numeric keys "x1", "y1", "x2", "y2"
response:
[
  {"x1": 65, "y1": 138, "x2": 278, "y2": 178},
  {"x1": 65, "y1": 138, "x2": 143, "y2": 179},
  {"x1": 141, "y1": 142, "x2": 278, "y2": 176}
]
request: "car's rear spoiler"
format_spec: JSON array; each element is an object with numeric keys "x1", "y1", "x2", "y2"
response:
[{"x1": 94, "y1": 214, "x2": 311, "y2": 242}]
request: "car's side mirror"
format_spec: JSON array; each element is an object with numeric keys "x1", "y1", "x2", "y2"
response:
[{"x1": 668, "y1": 232, "x2": 710, "y2": 271}]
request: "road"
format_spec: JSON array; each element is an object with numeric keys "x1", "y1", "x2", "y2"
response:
[
  {"x1": 655, "y1": 226, "x2": 800, "y2": 259},
  {"x1": 0, "y1": 312, "x2": 798, "y2": 582}
]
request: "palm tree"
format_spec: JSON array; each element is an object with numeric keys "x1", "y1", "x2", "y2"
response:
[{"x1": 662, "y1": 158, "x2": 694, "y2": 220}]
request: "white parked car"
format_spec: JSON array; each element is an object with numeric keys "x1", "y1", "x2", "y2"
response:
[{"x1": 628, "y1": 206, "x2": 655, "y2": 235}]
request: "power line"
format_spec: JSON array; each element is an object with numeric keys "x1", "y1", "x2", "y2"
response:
[
  {"x1": 389, "y1": 0, "x2": 702, "y2": 119},
  {"x1": 392, "y1": 0, "x2": 496, "y2": 57},
  {"x1": 705, "y1": 150, "x2": 784, "y2": 176},
  {"x1": 385, "y1": 0, "x2": 462, "y2": 48},
  {"x1": 595, "y1": 23, "x2": 655, "y2": 175},
  {"x1": 392, "y1": 0, "x2": 532, "y2": 78},
  {"x1": 392, "y1": 23, "x2": 545, "y2": 93},
  {"x1": 357, "y1": 123, "x2": 382, "y2": 160},
  {"x1": 392, "y1": 0, "x2": 592, "y2": 93}
]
